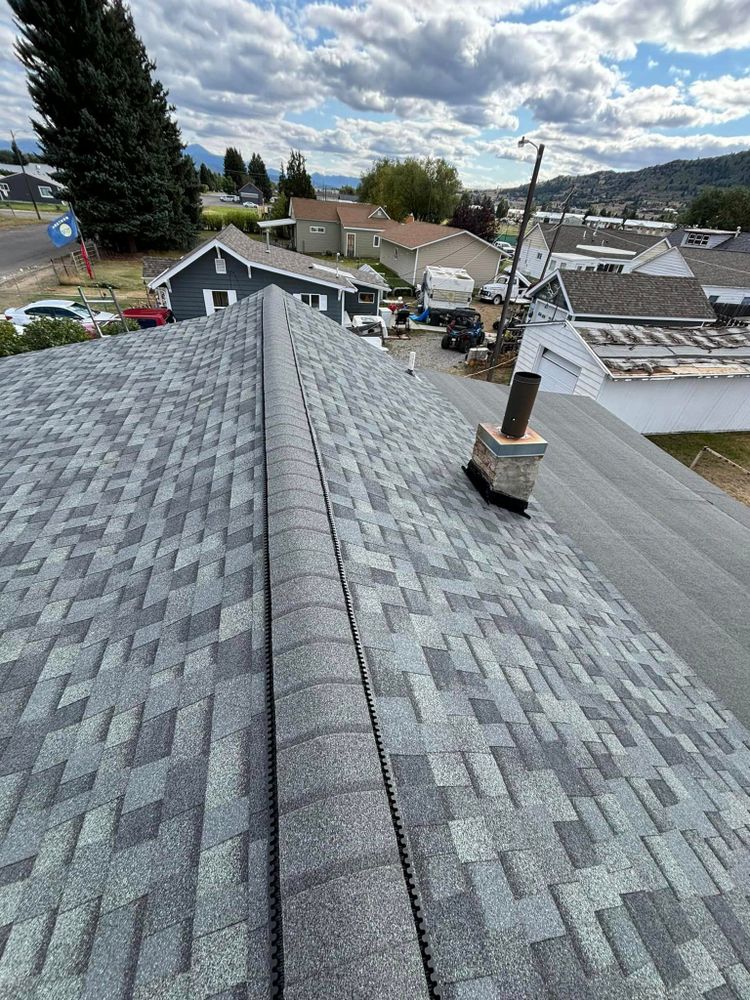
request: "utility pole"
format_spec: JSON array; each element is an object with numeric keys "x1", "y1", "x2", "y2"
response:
[
  {"x1": 539, "y1": 186, "x2": 574, "y2": 282},
  {"x1": 486, "y1": 138, "x2": 544, "y2": 382},
  {"x1": 11, "y1": 131, "x2": 41, "y2": 221}
]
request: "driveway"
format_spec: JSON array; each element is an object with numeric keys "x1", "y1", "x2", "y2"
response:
[{"x1": 0, "y1": 221, "x2": 70, "y2": 282}]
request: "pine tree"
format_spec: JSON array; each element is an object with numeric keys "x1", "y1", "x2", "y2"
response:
[
  {"x1": 223, "y1": 147, "x2": 246, "y2": 191},
  {"x1": 199, "y1": 163, "x2": 212, "y2": 188},
  {"x1": 247, "y1": 152, "x2": 272, "y2": 201},
  {"x1": 284, "y1": 150, "x2": 315, "y2": 199},
  {"x1": 10, "y1": 0, "x2": 200, "y2": 250}
]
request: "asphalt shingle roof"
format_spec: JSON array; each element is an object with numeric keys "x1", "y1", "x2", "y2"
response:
[
  {"x1": 680, "y1": 247, "x2": 750, "y2": 288},
  {"x1": 553, "y1": 271, "x2": 717, "y2": 320},
  {"x1": 380, "y1": 222, "x2": 468, "y2": 249},
  {"x1": 3, "y1": 287, "x2": 750, "y2": 998},
  {"x1": 141, "y1": 255, "x2": 177, "y2": 281},
  {"x1": 540, "y1": 223, "x2": 665, "y2": 257}
]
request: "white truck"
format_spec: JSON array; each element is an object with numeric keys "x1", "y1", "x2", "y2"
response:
[
  {"x1": 478, "y1": 272, "x2": 530, "y2": 305},
  {"x1": 418, "y1": 266, "x2": 475, "y2": 325}
]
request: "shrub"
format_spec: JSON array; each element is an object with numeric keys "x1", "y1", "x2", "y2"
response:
[
  {"x1": 201, "y1": 207, "x2": 260, "y2": 234},
  {"x1": 0, "y1": 319, "x2": 29, "y2": 358},
  {"x1": 101, "y1": 317, "x2": 141, "y2": 335},
  {"x1": 23, "y1": 317, "x2": 90, "y2": 351}
]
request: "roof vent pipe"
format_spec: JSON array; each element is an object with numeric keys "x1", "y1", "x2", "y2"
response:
[{"x1": 501, "y1": 371, "x2": 541, "y2": 438}]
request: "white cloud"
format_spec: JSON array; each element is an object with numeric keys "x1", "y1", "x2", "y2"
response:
[{"x1": 1, "y1": 0, "x2": 750, "y2": 185}]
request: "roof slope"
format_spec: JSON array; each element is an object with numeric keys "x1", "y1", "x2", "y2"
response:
[
  {"x1": 3, "y1": 290, "x2": 750, "y2": 997},
  {"x1": 555, "y1": 270, "x2": 716, "y2": 319},
  {"x1": 716, "y1": 232, "x2": 750, "y2": 253},
  {"x1": 380, "y1": 221, "x2": 467, "y2": 248},
  {"x1": 541, "y1": 223, "x2": 664, "y2": 256},
  {"x1": 680, "y1": 247, "x2": 750, "y2": 287},
  {"x1": 150, "y1": 223, "x2": 355, "y2": 291}
]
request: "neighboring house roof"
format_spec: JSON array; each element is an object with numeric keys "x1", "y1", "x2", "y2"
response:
[
  {"x1": 380, "y1": 221, "x2": 503, "y2": 250},
  {"x1": 4, "y1": 286, "x2": 750, "y2": 997},
  {"x1": 540, "y1": 223, "x2": 664, "y2": 257},
  {"x1": 715, "y1": 231, "x2": 750, "y2": 253},
  {"x1": 0, "y1": 170, "x2": 63, "y2": 187},
  {"x1": 348, "y1": 263, "x2": 390, "y2": 289},
  {"x1": 541, "y1": 270, "x2": 716, "y2": 320},
  {"x1": 239, "y1": 181, "x2": 262, "y2": 194},
  {"x1": 679, "y1": 247, "x2": 750, "y2": 288},
  {"x1": 290, "y1": 197, "x2": 393, "y2": 231},
  {"x1": 142, "y1": 255, "x2": 177, "y2": 281},
  {"x1": 573, "y1": 322, "x2": 750, "y2": 377},
  {"x1": 149, "y1": 223, "x2": 355, "y2": 291}
]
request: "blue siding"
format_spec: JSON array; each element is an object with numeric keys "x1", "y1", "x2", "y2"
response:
[
  {"x1": 344, "y1": 285, "x2": 380, "y2": 317},
  {"x1": 167, "y1": 248, "x2": 344, "y2": 323}
]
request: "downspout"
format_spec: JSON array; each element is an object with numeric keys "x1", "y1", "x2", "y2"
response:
[{"x1": 412, "y1": 248, "x2": 420, "y2": 288}]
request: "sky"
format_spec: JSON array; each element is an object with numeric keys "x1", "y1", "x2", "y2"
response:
[{"x1": 2, "y1": 0, "x2": 750, "y2": 188}]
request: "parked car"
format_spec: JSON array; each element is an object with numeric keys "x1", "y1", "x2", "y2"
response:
[
  {"x1": 220, "y1": 194, "x2": 240, "y2": 203},
  {"x1": 4, "y1": 299, "x2": 115, "y2": 330},
  {"x1": 493, "y1": 240, "x2": 514, "y2": 254},
  {"x1": 122, "y1": 307, "x2": 175, "y2": 329}
]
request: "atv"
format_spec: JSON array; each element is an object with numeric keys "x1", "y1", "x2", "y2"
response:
[{"x1": 440, "y1": 310, "x2": 485, "y2": 352}]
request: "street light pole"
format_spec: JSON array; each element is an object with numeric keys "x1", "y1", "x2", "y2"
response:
[
  {"x1": 11, "y1": 130, "x2": 42, "y2": 222},
  {"x1": 486, "y1": 137, "x2": 544, "y2": 382}
]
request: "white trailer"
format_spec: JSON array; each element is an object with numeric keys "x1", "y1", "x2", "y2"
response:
[{"x1": 418, "y1": 266, "x2": 475, "y2": 323}]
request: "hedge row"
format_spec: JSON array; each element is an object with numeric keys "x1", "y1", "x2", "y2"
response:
[
  {"x1": 201, "y1": 207, "x2": 260, "y2": 234},
  {"x1": 0, "y1": 317, "x2": 139, "y2": 358}
]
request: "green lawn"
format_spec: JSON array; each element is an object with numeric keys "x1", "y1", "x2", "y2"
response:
[
  {"x1": 647, "y1": 432, "x2": 750, "y2": 469},
  {"x1": 0, "y1": 200, "x2": 63, "y2": 214}
]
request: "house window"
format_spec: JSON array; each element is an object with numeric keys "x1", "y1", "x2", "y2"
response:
[
  {"x1": 203, "y1": 288, "x2": 237, "y2": 315},
  {"x1": 310, "y1": 226, "x2": 326, "y2": 233},
  {"x1": 708, "y1": 295, "x2": 719, "y2": 303},
  {"x1": 536, "y1": 252, "x2": 543, "y2": 259},
  {"x1": 596, "y1": 263, "x2": 624, "y2": 273},
  {"x1": 373, "y1": 235, "x2": 381, "y2": 248},
  {"x1": 295, "y1": 292, "x2": 328, "y2": 311},
  {"x1": 358, "y1": 291, "x2": 375, "y2": 305},
  {"x1": 215, "y1": 257, "x2": 227, "y2": 274},
  {"x1": 394, "y1": 247, "x2": 399, "y2": 258},
  {"x1": 685, "y1": 232, "x2": 710, "y2": 247},
  {"x1": 0, "y1": 183, "x2": 9, "y2": 197},
  {"x1": 39, "y1": 186, "x2": 54, "y2": 198}
]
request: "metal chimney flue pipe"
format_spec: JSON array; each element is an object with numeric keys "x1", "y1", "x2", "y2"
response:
[{"x1": 501, "y1": 371, "x2": 541, "y2": 439}]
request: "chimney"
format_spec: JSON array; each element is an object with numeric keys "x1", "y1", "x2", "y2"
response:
[
  {"x1": 405, "y1": 213, "x2": 415, "y2": 225},
  {"x1": 464, "y1": 372, "x2": 547, "y2": 516}
]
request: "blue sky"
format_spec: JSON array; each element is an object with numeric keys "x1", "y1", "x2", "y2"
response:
[{"x1": 2, "y1": 0, "x2": 750, "y2": 188}]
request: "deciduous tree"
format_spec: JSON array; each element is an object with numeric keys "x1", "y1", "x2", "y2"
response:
[{"x1": 358, "y1": 157, "x2": 461, "y2": 223}]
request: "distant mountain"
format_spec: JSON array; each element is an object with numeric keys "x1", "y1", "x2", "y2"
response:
[
  {"x1": 500, "y1": 149, "x2": 750, "y2": 209},
  {"x1": 0, "y1": 137, "x2": 41, "y2": 155},
  {"x1": 185, "y1": 143, "x2": 359, "y2": 190}
]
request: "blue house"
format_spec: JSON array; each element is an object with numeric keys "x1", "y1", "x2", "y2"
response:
[{"x1": 148, "y1": 224, "x2": 389, "y2": 323}]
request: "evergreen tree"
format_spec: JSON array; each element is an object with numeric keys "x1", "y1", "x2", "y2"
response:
[
  {"x1": 495, "y1": 196, "x2": 509, "y2": 220},
  {"x1": 223, "y1": 147, "x2": 246, "y2": 190},
  {"x1": 247, "y1": 152, "x2": 272, "y2": 201},
  {"x1": 199, "y1": 162, "x2": 212, "y2": 188},
  {"x1": 10, "y1": 0, "x2": 200, "y2": 250},
  {"x1": 284, "y1": 150, "x2": 315, "y2": 199}
]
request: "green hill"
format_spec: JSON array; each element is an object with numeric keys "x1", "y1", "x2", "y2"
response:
[{"x1": 500, "y1": 149, "x2": 750, "y2": 209}]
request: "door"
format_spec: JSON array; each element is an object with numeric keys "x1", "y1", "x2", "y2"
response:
[
  {"x1": 346, "y1": 232, "x2": 356, "y2": 257},
  {"x1": 537, "y1": 348, "x2": 581, "y2": 393}
]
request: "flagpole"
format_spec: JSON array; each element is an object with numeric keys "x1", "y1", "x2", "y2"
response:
[{"x1": 68, "y1": 202, "x2": 95, "y2": 280}]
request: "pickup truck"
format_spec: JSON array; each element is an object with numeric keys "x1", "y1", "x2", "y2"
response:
[{"x1": 478, "y1": 275, "x2": 527, "y2": 305}]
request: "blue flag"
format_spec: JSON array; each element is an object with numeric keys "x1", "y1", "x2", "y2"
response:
[{"x1": 47, "y1": 212, "x2": 79, "y2": 248}]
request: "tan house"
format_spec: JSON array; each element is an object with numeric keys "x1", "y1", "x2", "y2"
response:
[
  {"x1": 289, "y1": 198, "x2": 394, "y2": 258},
  {"x1": 379, "y1": 223, "x2": 507, "y2": 288}
]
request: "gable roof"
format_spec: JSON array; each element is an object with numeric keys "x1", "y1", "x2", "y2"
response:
[
  {"x1": 380, "y1": 221, "x2": 504, "y2": 251},
  {"x1": 148, "y1": 223, "x2": 355, "y2": 291},
  {"x1": 290, "y1": 197, "x2": 393, "y2": 231},
  {"x1": 3, "y1": 287, "x2": 750, "y2": 997},
  {"x1": 239, "y1": 180, "x2": 262, "y2": 194},
  {"x1": 540, "y1": 270, "x2": 716, "y2": 320},
  {"x1": 142, "y1": 255, "x2": 177, "y2": 280},
  {"x1": 679, "y1": 246, "x2": 750, "y2": 288},
  {"x1": 0, "y1": 170, "x2": 63, "y2": 187},
  {"x1": 715, "y1": 231, "x2": 750, "y2": 253}
]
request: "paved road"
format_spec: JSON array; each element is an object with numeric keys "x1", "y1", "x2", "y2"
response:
[
  {"x1": 426, "y1": 371, "x2": 750, "y2": 727},
  {"x1": 0, "y1": 222, "x2": 68, "y2": 282}
]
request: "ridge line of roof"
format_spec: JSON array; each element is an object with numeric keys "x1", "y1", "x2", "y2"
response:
[{"x1": 262, "y1": 287, "x2": 433, "y2": 995}]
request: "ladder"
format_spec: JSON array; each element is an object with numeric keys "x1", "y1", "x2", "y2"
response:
[{"x1": 77, "y1": 284, "x2": 127, "y2": 339}]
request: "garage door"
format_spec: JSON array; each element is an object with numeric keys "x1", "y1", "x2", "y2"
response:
[{"x1": 537, "y1": 349, "x2": 581, "y2": 393}]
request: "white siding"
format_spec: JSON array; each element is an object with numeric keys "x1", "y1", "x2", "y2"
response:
[
  {"x1": 514, "y1": 320, "x2": 607, "y2": 399},
  {"x1": 629, "y1": 246, "x2": 693, "y2": 277},
  {"x1": 416, "y1": 233, "x2": 505, "y2": 287},
  {"x1": 516, "y1": 225, "x2": 548, "y2": 278},
  {"x1": 597, "y1": 375, "x2": 750, "y2": 433},
  {"x1": 626, "y1": 239, "x2": 672, "y2": 270},
  {"x1": 703, "y1": 285, "x2": 750, "y2": 304}
]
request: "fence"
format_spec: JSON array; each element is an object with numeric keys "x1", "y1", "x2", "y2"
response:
[{"x1": 689, "y1": 446, "x2": 750, "y2": 506}]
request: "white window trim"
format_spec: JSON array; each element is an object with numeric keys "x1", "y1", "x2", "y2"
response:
[
  {"x1": 293, "y1": 292, "x2": 328, "y2": 311},
  {"x1": 203, "y1": 288, "x2": 237, "y2": 315},
  {"x1": 358, "y1": 291, "x2": 376, "y2": 304},
  {"x1": 38, "y1": 186, "x2": 54, "y2": 198},
  {"x1": 372, "y1": 235, "x2": 381, "y2": 248},
  {"x1": 310, "y1": 225, "x2": 326, "y2": 233}
]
